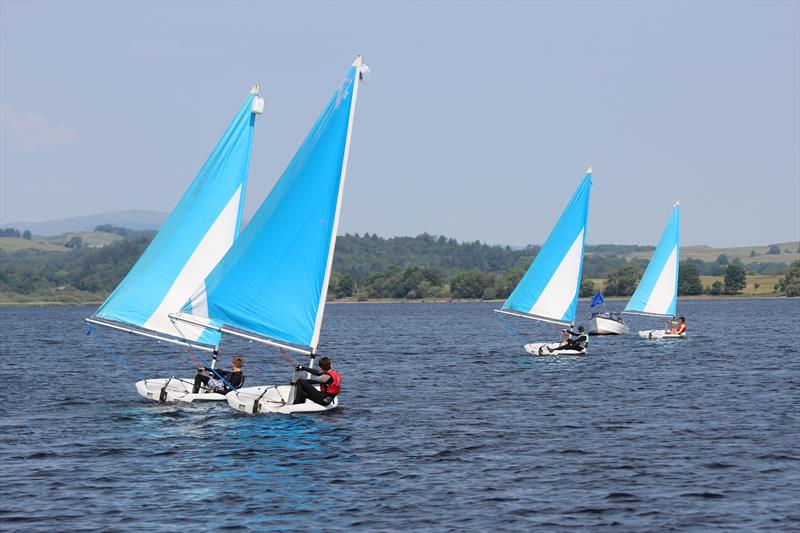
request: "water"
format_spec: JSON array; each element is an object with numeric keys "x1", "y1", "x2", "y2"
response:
[{"x1": 1, "y1": 299, "x2": 799, "y2": 531}]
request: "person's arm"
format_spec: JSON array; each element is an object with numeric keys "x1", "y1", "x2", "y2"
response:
[{"x1": 296, "y1": 365, "x2": 322, "y2": 376}]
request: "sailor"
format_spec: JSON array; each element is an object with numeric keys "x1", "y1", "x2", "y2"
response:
[
  {"x1": 192, "y1": 355, "x2": 245, "y2": 394},
  {"x1": 669, "y1": 316, "x2": 687, "y2": 334},
  {"x1": 292, "y1": 356, "x2": 341, "y2": 406},
  {"x1": 548, "y1": 325, "x2": 589, "y2": 353}
]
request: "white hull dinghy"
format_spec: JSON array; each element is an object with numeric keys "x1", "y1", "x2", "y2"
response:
[
  {"x1": 587, "y1": 314, "x2": 630, "y2": 336},
  {"x1": 136, "y1": 377, "x2": 226, "y2": 403},
  {"x1": 85, "y1": 87, "x2": 264, "y2": 402},
  {"x1": 496, "y1": 169, "x2": 593, "y2": 356},
  {"x1": 524, "y1": 342, "x2": 586, "y2": 356},
  {"x1": 227, "y1": 385, "x2": 338, "y2": 414},
  {"x1": 171, "y1": 57, "x2": 370, "y2": 415},
  {"x1": 623, "y1": 203, "x2": 687, "y2": 341},
  {"x1": 638, "y1": 330, "x2": 686, "y2": 340}
]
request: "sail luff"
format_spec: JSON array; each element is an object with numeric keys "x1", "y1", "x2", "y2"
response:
[{"x1": 309, "y1": 56, "x2": 363, "y2": 352}]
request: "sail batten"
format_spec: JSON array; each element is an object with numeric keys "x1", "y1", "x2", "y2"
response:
[
  {"x1": 91, "y1": 90, "x2": 260, "y2": 347},
  {"x1": 501, "y1": 170, "x2": 592, "y2": 325},
  {"x1": 180, "y1": 60, "x2": 364, "y2": 352},
  {"x1": 624, "y1": 203, "x2": 680, "y2": 317}
]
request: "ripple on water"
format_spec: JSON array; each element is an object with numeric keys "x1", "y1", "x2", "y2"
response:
[{"x1": 0, "y1": 300, "x2": 799, "y2": 530}]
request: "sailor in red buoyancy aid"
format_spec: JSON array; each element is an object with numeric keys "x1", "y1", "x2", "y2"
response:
[{"x1": 292, "y1": 356, "x2": 341, "y2": 406}]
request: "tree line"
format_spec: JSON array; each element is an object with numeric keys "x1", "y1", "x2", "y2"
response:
[{"x1": 1, "y1": 229, "x2": 796, "y2": 301}]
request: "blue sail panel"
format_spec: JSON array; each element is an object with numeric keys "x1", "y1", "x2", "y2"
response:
[
  {"x1": 625, "y1": 204, "x2": 680, "y2": 316},
  {"x1": 502, "y1": 171, "x2": 592, "y2": 324},
  {"x1": 93, "y1": 91, "x2": 259, "y2": 347},
  {"x1": 183, "y1": 66, "x2": 358, "y2": 350}
]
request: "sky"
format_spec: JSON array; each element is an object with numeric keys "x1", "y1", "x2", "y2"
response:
[{"x1": 1, "y1": 0, "x2": 798, "y2": 247}]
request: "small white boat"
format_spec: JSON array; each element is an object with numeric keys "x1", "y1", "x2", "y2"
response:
[
  {"x1": 638, "y1": 330, "x2": 686, "y2": 340},
  {"x1": 86, "y1": 87, "x2": 265, "y2": 403},
  {"x1": 135, "y1": 378, "x2": 227, "y2": 403},
  {"x1": 227, "y1": 385, "x2": 338, "y2": 414},
  {"x1": 587, "y1": 313, "x2": 630, "y2": 335},
  {"x1": 623, "y1": 203, "x2": 687, "y2": 340},
  {"x1": 496, "y1": 168, "x2": 592, "y2": 356},
  {"x1": 524, "y1": 342, "x2": 586, "y2": 356}
]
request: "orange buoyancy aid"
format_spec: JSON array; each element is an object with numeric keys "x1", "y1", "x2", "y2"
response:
[
  {"x1": 321, "y1": 369, "x2": 342, "y2": 395},
  {"x1": 675, "y1": 322, "x2": 687, "y2": 334}
]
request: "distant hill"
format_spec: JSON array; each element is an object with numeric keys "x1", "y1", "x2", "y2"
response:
[
  {"x1": 1, "y1": 209, "x2": 168, "y2": 236},
  {"x1": 626, "y1": 241, "x2": 800, "y2": 265}
]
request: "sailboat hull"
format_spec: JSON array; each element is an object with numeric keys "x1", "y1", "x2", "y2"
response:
[
  {"x1": 135, "y1": 378, "x2": 227, "y2": 403},
  {"x1": 226, "y1": 385, "x2": 338, "y2": 415},
  {"x1": 587, "y1": 316, "x2": 630, "y2": 335},
  {"x1": 524, "y1": 342, "x2": 586, "y2": 356},
  {"x1": 638, "y1": 330, "x2": 687, "y2": 340}
]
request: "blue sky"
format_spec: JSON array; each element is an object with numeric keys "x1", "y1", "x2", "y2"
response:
[{"x1": 1, "y1": 0, "x2": 798, "y2": 247}]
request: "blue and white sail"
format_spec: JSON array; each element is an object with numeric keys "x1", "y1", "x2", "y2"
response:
[
  {"x1": 175, "y1": 57, "x2": 366, "y2": 354},
  {"x1": 88, "y1": 87, "x2": 263, "y2": 349},
  {"x1": 499, "y1": 169, "x2": 592, "y2": 326},
  {"x1": 624, "y1": 203, "x2": 680, "y2": 317}
]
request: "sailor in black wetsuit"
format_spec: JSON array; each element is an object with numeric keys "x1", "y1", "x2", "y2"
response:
[
  {"x1": 192, "y1": 355, "x2": 245, "y2": 394},
  {"x1": 549, "y1": 325, "x2": 588, "y2": 353}
]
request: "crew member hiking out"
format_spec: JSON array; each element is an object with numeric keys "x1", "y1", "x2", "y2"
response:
[
  {"x1": 292, "y1": 356, "x2": 341, "y2": 407},
  {"x1": 192, "y1": 355, "x2": 245, "y2": 394}
]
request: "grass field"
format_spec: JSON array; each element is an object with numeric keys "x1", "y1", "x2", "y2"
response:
[
  {"x1": 0, "y1": 231, "x2": 122, "y2": 253},
  {"x1": 587, "y1": 274, "x2": 782, "y2": 297},
  {"x1": 0, "y1": 237, "x2": 70, "y2": 253},
  {"x1": 625, "y1": 241, "x2": 799, "y2": 266}
]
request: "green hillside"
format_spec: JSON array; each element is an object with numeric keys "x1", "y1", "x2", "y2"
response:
[{"x1": 626, "y1": 241, "x2": 800, "y2": 265}]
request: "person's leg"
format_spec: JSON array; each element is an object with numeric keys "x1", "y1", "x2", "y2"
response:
[
  {"x1": 294, "y1": 379, "x2": 328, "y2": 406},
  {"x1": 293, "y1": 379, "x2": 310, "y2": 404},
  {"x1": 192, "y1": 373, "x2": 210, "y2": 394}
]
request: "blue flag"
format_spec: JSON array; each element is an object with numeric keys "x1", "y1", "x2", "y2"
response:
[{"x1": 590, "y1": 291, "x2": 604, "y2": 307}]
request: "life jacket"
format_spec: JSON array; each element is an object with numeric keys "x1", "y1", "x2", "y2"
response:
[
  {"x1": 321, "y1": 369, "x2": 342, "y2": 396},
  {"x1": 675, "y1": 322, "x2": 687, "y2": 334}
]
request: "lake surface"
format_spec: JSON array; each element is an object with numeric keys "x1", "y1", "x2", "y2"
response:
[{"x1": 1, "y1": 299, "x2": 799, "y2": 531}]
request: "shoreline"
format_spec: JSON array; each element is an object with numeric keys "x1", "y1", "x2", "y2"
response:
[{"x1": 0, "y1": 295, "x2": 794, "y2": 308}]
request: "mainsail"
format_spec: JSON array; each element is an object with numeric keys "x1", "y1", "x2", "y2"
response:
[
  {"x1": 498, "y1": 169, "x2": 592, "y2": 326},
  {"x1": 624, "y1": 203, "x2": 680, "y2": 317},
  {"x1": 88, "y1": 87, "x2": 263, "y2": 349},
  {"x1": 174, "y1": 57, "x2": 366, "y2": 355}
]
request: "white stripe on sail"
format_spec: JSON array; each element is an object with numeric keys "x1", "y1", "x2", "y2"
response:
[
  {"x1": 529, "y1": 229, "x2": 584, "y2": 322},
  {"x1": 142, "y1": 185, "x2": 242, "y2": 342},
  {"x1": 643, "y1": 246, "x2": 678, "y2": 316}
]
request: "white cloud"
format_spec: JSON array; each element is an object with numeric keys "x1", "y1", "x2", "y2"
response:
[{"x1": 0, "y1": 102, "x2": 78, "y2": 152}]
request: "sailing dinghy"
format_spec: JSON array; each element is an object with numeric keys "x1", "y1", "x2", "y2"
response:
[
  {"x1": 496, "y1": 169, "x2": 592, "y2": 355},
  {"x1": 172, "y1": 56, "x2": 369, "y2": 414},
  {"x1": 86, "y1": 86, "x2": 264, "y2": 403},
  {"x1": 623, "y1": 202, "x2": 686, "y2": 339}
]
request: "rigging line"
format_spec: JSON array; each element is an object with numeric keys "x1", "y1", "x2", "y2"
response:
[
  {"x1": 155, "y1": 340, "x2": 183, "y2": 380},
  {"x1": 170, "y1": 320, "x2": 238, "y2": 392},
  {"x1": 86, "y1": 325, "x2": 146, "y2": 382},
  {"x1": 494, "y1": 312, "x2": 529, "y2": 346},
  {"x1": 250, "y1": 346, "x2": 297, "y2": 412}
]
